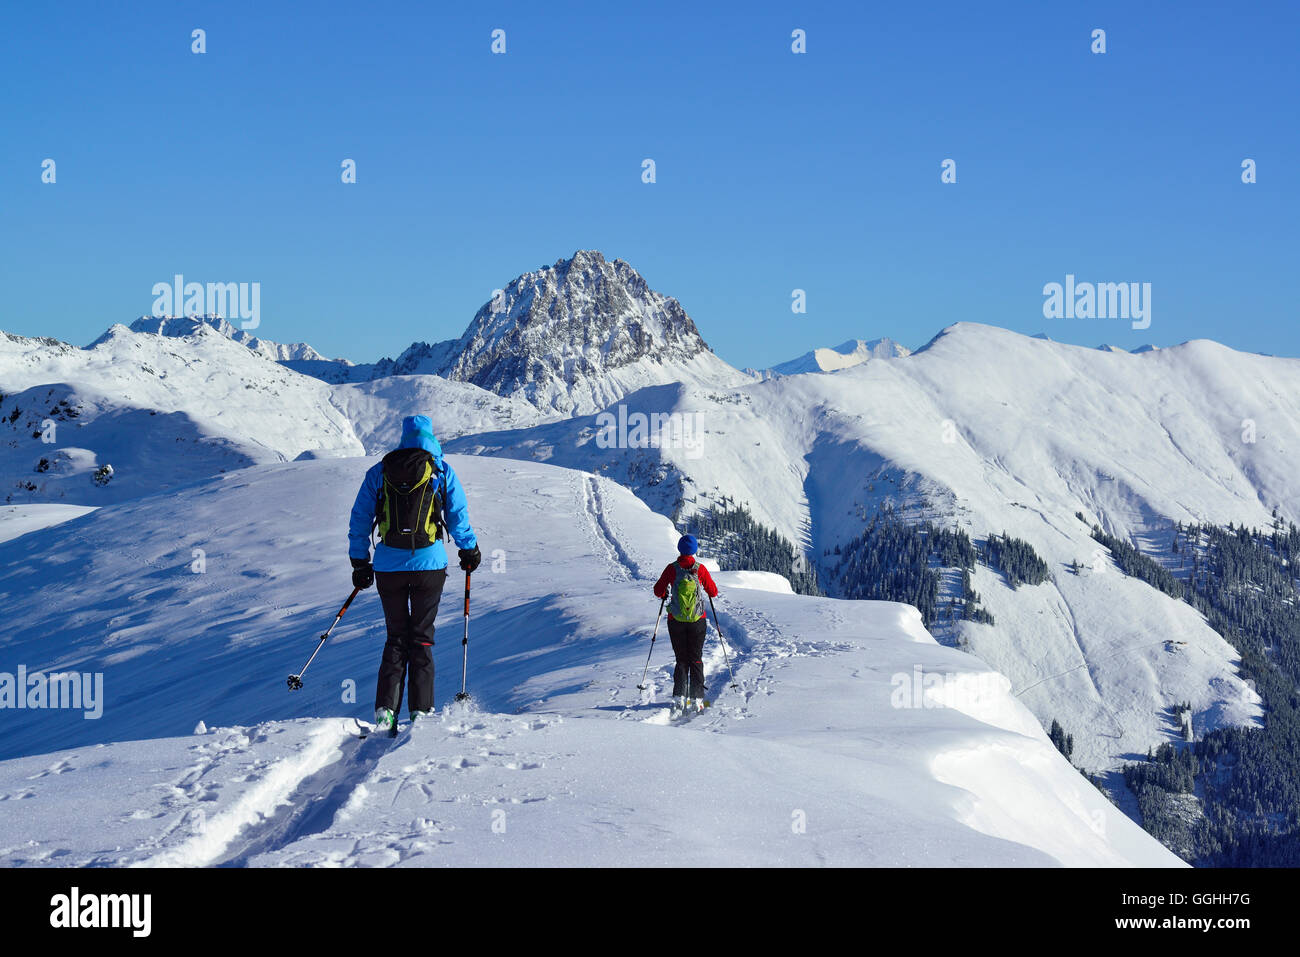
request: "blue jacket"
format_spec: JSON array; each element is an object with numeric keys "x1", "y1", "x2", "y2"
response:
[{"x1": 348, "y1": 415, "x2": 478, "y2": 572}]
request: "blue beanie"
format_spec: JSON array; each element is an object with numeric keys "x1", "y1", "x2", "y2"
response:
[{"x1": 677, "y1": 534, "x2": 698, "y2": 556}]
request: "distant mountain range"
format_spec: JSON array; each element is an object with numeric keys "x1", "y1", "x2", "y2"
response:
[
  {"x1": 121, "y1": 269, "x2": 1169, "y2": 394},
  {"x1": 126, "y1": 314, "x2": 330, "y2": 363},
  {"x1": 132, "y1": 251, "x2": 751, "y2": 415}
]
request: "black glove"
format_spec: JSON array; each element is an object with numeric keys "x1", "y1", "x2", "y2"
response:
[
  {"x1": 350, "y1": 557, "x2": 374, "y2": 590},
  {"x1": 458, "y1": 545, "x2": 482, "y2": 573}
]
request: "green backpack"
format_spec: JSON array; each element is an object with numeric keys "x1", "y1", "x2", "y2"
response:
[{"x1": 669, "y1": 561, "x2": 703, "y2": 622}]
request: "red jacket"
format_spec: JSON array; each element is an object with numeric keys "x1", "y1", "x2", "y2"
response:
[{"x1": 654, "y1": 554, "x2": 719, "y2": 603}]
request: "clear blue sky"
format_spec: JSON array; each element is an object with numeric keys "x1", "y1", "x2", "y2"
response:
[{"x1": 2, "y1": 1, "x2": 1296, "y2": 367}]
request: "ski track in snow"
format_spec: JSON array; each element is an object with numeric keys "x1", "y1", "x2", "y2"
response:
[
  {"x1": 248, "y1": 706, "x2": 569, "y2": 866},
  {"x1": 1012, "y1": 591, "x2": 1130, "y2": 741},
  {"x1": 135, "y1": 721, "x2": 356, "y2": 867},
  {"x1": 581, "y1": 473, "x2": 633, "y2": 583},
  {"x1": 117, "y1": 710, "x2": 575, "y2": 868}
]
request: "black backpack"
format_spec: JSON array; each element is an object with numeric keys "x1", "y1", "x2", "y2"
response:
[{"x1": 375, "y1": 447, "x2": 445, "y2": 552}]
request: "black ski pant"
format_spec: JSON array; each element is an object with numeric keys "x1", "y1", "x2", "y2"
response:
[
  {"x1": 374, "y1": 568, "x2": 446, "y2": 715},
  {"x1": 667, "y1": 616, "x2": 707, "y2": 699}
]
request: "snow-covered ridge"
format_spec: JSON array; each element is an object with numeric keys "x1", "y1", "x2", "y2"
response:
[
  {"x1": 762, "y1": 337, "x2": 912, "y2": 377},
  {"x1": 0, "y1": 454, "x2": 1181, "y2": 866},
  {"x1": 1, "y1": 330, "x2": 79, "y2": 353},
  {"x1": 126, "y1": 315, "x2": 332, "y2": 363}
]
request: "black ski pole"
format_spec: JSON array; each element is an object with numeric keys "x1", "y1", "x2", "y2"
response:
[
  {"x1": 288, "y1": 586, "x2": 360, "y2": 691},
  {"x1": 636, "y1": 595, "x2": 667, "y2": 691},
  {"x1": 455, "y1": 570, "x2": 471, "y2": 702},
  {"x1": 707, "y1": 593, "x2": 738, "y2": 690}
]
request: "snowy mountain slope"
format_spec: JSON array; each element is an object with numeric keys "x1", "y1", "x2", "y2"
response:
[
  {"x1": 0, "y1": 504, "x2": 96, "y2": 544},
  {"x1": 127, "y1": 315, "x2": 330, "y2": 363},
  {"x1": 898, "y1": 323, "x2": 1300, "y2": 536},
  {"x1": 328, "y1": 375, "x2": 550, "y2": 455},
  {"x1": 443, "y1": 380, "x2": 825, "y2": 568},
  {"x1": 0, "y1": 454, "x2": 1180, "y2": 866},
  {"x1": 0, "y1": 380, "x2": 259, "y2": 504},
  {"x1": 0, "y1": 330, "x2": 82, "y2": 361},
  {"x1": 280, "y1": 357, "x2": 373, "y2": 383},
  {"x1": 444, "y1": 323, "x2": 1286, "y2": 770},
  {"x1": 766, "y1": 337, "x2": 912, "y2": 377},
  {"x1": 0, "y1": 323, "x2": 363, "y2": 504}
]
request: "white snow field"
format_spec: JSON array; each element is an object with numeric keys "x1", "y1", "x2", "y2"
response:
[
  {"x1": 0, "y1": 455, "x2": 1180, "y2": 866},
  {"x1": 330, "y1": 375, "x2": 549, "y2": 454}
]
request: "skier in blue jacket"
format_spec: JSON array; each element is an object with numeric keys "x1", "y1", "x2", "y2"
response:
[{"x1": 348, "y1": 415, "x2": 480, "y2": 731}]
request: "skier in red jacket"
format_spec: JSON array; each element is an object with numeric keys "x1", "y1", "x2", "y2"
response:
[{"x1": 653, "y1": 534, "x2": 719, "y2": 713}]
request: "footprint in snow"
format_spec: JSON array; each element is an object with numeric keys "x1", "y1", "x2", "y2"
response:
[
  {"x1": 26, "y1": 760, "x2": 74, "y2": 780},
  {"x1": 514, "y1": 717, "x2": 558, "y2": 732}
]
